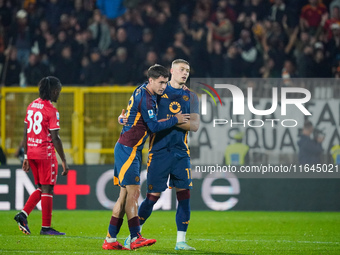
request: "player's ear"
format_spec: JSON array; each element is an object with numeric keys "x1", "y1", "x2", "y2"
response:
[
  {"x1": 52, "y1": 88, "x2": 59, "y2": 97},
  {"x1": 148, "y1": 77, "x2": 153, "y2": 84}
]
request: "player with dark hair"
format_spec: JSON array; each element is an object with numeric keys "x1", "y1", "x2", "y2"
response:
[
  {"x1": 122, "y1": 59, "x2": 200, "y2": 250},
  {"x1": 102, "y1": 64, "x2": 190, "y2": 250},
  {"x1": 14, "y1": 76, "x2": 69, "y2": 235}
]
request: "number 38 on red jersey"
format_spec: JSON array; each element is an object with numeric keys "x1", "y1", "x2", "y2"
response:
[{"x1": 24, "y1": 98, "x2": 60, "y2": 159}]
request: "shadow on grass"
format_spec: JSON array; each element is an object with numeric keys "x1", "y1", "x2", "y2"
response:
[
  {"x1": 148, "y1": 249, "x2": 246, "y2": 255},
  {"x1": 36, "y1": 236, "x2": 247, "y2": 254},
  {"x1": 39, "y1": 235, "x2": 103, "y2": 239}
]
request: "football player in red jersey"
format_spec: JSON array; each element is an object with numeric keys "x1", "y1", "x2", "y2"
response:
[{"x1": 14, "y1": 76, "x2": 69, "y2": 236}]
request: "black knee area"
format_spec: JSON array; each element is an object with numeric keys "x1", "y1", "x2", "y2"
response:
[{"x1": 176, "y1": 189, "x2": 190, "y2": 201}]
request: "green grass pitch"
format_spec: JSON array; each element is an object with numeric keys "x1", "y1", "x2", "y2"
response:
[{"x1": 1, "y1": 210, "x2": 339, "y2": 254}]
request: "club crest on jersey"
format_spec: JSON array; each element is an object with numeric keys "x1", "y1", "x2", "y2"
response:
[
  {"x1": 135, "y1": 88, "x2": 141, "y2": 96},
  {"x1": 56, "y1": 112, "x2": 60, "y2": 120},
  {"x1": 183, "y1": 95, "x2": 189, "y2": 101},
  {"x1": 169, "y1": 101, "x2": 181, "y2": 114},
  {"x1": 148, "y1": 109, "x2": 155, "y2": 118}
]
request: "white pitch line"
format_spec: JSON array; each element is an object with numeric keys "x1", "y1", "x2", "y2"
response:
[
  {"x1": 0, "y1": 234, "x2": 340, "y2": 247},
  {"x1": 2, "y1": 235, "x2": 338, "y2": 246},
  {"x1": 195, "y1": 238, "x2": 339, "y2": 245},
  {"x1": 2, "y1": 235, "x2": 338, "y2": 245}
]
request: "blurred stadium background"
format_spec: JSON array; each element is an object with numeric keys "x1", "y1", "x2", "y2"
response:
[
  {"x1": 0, "y1": 0, "x2": 339, "y2": 203},
  {"x1": 1, "y1": 0, "x2": 340, "y2": 164},
  {"x1": 0, "y1": 1, "x2": 340, "y2": 253}
]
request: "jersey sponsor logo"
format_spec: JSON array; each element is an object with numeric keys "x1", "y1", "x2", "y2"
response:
[
  {"x1": 169, "y1": 101, "x2": 181, "y2": 114},
  {"x1": 161, "y1": 94, "x2": 168, "y2": 98},
  {"x1": 56, "y1": 112, "x2": 59, "y2": 120},
  {"x1": 183, "y1": 95, "x2": 189, "y2": 101},
  {"x1": 27, "y1": 137, "x2": 42, "y2": 144},
  {"x1": 148, "y1": 109, "x2": 155, "y2": 118}
]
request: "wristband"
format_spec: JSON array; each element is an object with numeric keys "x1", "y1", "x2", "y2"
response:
[{"x1": 24, "y1": 154, "x2": 27, "y2": 160}]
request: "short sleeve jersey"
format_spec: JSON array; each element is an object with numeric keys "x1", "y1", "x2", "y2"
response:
[
  {"x1": 149, "y1": 82, "x2": 199, "y2": 152},
  {"x1": 24, "y1": 98, "x2": 60, "y2": 159},
  {"x1": 118, "y1": 83, "x2": 178, "y2": 150},
  {"x1": 300, "y1": 3, "x2": 327, "y2": 28}
]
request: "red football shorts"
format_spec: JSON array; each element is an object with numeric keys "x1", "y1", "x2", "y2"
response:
[{"x1": 28, "y1": 158, "x2": 58, "y2": 185}]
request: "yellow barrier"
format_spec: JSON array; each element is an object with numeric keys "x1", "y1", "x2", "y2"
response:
[{"x1": 0, "y1": 86, "x2": 140, "y2": 164}]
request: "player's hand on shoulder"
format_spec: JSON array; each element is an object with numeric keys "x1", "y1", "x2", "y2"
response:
[
  {"x1": 22, "y1": 159, "x2": 30, "y2": 173},
  {"x1": 175, "y1": 111, "x2": 190, "y2": 124},
  {"x1": 61, "y1": 160, "x2": 69, "y2": 176},
  {"x1": 118, "y1": 109, "x2": 127, "y2": 125}
]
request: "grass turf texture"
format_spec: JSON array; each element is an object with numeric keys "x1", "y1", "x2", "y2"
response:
[{"x1": 0, "y1": 211, "x2": 339, "y2": 254}]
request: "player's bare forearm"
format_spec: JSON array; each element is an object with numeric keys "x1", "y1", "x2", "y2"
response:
[
  {"x1": 51, "y1": 130, "x2": 69, "y2": 175},
  {"x1": 22, "y1": 124, "x2": 30, "y2": 172},
  {"x1": 176, "y1": 113, "x2": 200, "y2": 132},
  {"x1": 176, "y1": 120, "x2": 191, "y2": 131},
  {"x1": 23, "y1": 123, "x2": 27, "y2": 154},
  {"x1": 61, "y1": 160, "x2": 69, "y2": 176},
  {"x1": 22, "y1": 159, "x2": 30, "y2": 172},
  {"x1": 177, "y1": 120, "x2": 199, "y2": 131},
  {"x1": 52, "y1": 136, "x2": 66, "y2": 161}
]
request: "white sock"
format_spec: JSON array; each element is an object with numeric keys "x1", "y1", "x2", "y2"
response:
[
  {"x1": 140, "y1": 224, "x2": 143, "y2": 233},
  {"x1": 106, "y1": 237, "x2": 117, "y2": 243},
  {"x1": 21, "y1": 210, "x2": 28, "y2": 218},
  {"x1": 177, "y1": 231, "x2": 186, "y2": 243}
]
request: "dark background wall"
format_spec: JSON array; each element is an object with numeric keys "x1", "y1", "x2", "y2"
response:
[{"x1": 1, "y1": 165, "x2": 339, "y2": 211}]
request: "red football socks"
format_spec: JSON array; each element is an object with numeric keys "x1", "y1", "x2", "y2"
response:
[
  {"x1": 41, "y1": 193, "x2": 53, "y2": 227},
  {"x1": 22, "y1": 188, "x2": 42, "y2": 216}
]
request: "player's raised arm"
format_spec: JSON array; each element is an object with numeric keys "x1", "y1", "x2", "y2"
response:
[
  {"x1": 139, "y1": 86, "x2": 190, "y2": 133},
  {"x1": 176, "y1": 91, "x2": 200, "y2": 132},
  {"x1": 140, "y1": 64, "x2": 190, "y2": 133},
  {"x1": 140, "y1": 96, "x2": 177, "y2": 133},
  {"x1": 144, "y1": 110, "x2": 190, "y2": 133}
]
